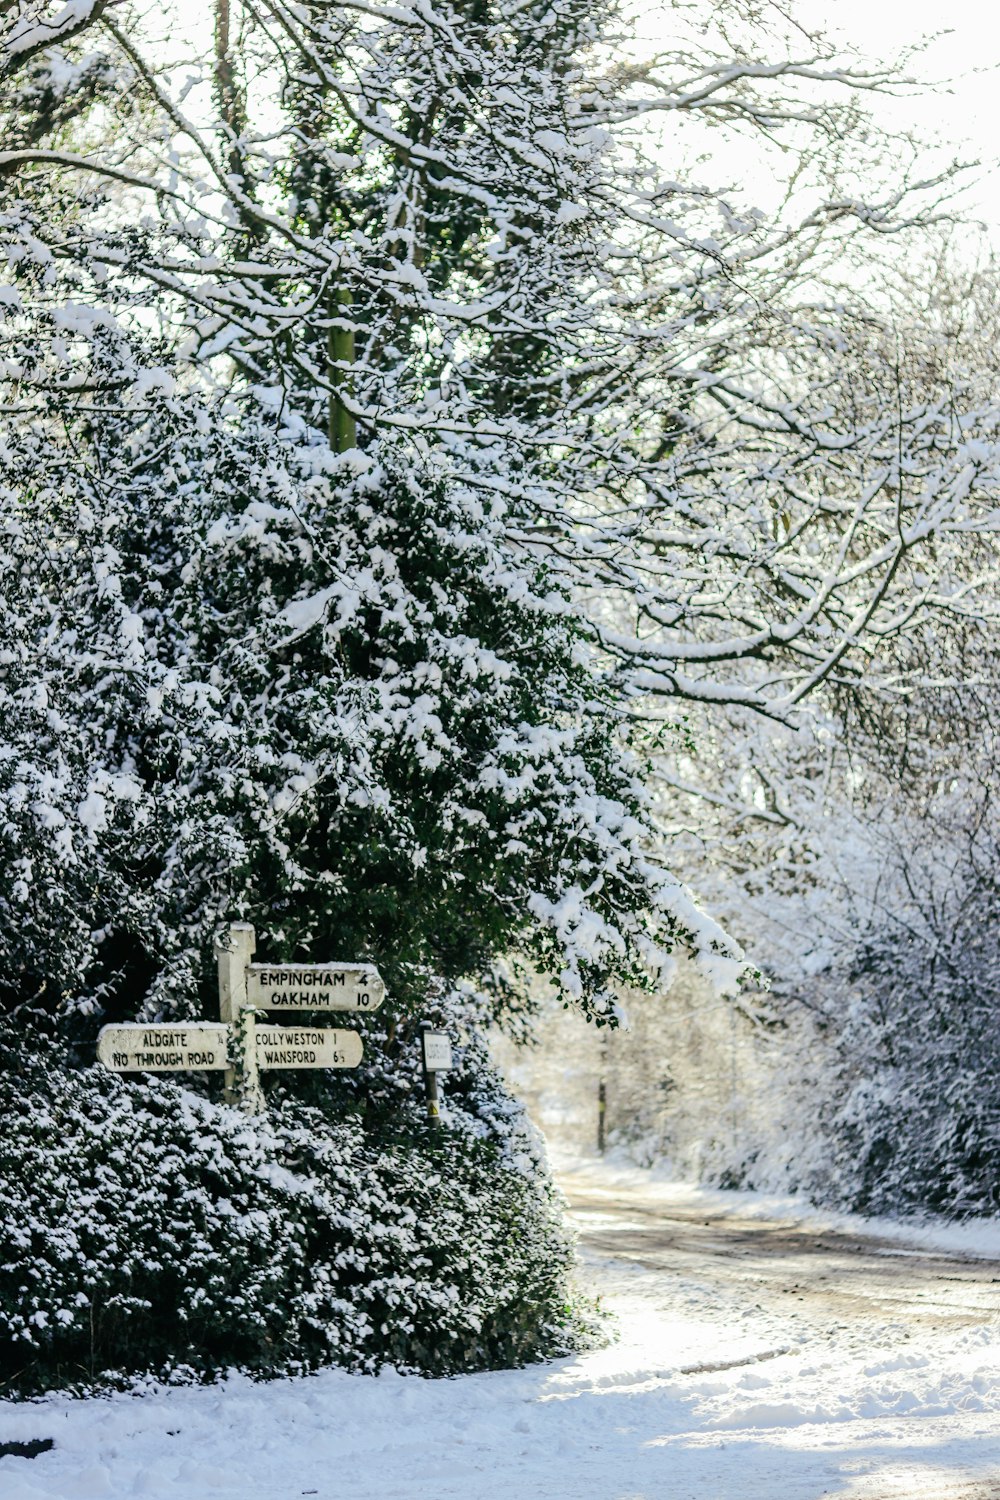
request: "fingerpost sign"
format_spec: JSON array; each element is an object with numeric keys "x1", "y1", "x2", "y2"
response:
[{"x1": 96, "y1": 924, "x2": 383, "y2": 1115}]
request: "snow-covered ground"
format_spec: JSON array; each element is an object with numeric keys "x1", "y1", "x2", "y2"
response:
[{"x1": 3, "y1": 1158, "x2": 1000, "y2": 1500}]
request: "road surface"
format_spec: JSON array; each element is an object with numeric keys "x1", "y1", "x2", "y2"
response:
[{"x1": 560, "y1": 1161, "x2": 1000, "y2": 1499}]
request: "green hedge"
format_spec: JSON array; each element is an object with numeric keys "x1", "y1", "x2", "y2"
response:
[{"x1": 0, "y1": 1026, "x2": 585, "y2": 1395}]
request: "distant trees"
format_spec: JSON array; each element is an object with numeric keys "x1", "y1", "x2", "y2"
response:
[
  {"x1": 510, "y1": 258, "x2": 1000, "y2": 1215},
  {"x1": 651, "y1": 255, "x2": 1000, "y2": 934}
]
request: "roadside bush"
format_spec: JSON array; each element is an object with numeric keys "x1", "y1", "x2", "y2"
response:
[
  {"x1": 0, "y1": 1023, "x2": 585, "y2": 1396},
  {"x1": 812, "y1": 850, "x2": 1000, "y2": 1218}
]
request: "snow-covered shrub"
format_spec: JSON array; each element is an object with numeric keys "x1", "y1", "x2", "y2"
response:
[
  {"x1": 801, "y1": 827, "x2": 1000, "y2": 1217},
  {"x1": 0, "y1": 1019, "x2": 584, "y2": 1396}
]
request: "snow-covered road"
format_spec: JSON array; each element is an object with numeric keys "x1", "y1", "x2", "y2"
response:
[{"x1": 3, "y1": 1161, "x2": 1000, "y2": 1500}]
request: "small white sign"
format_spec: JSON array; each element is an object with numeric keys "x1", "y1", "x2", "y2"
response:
[
  {"x1": 97, "y1": 1024, "x2": 231, "y2": 1073},
  {"x1": 255, "y1": 1026, "x2": 363, "y2": 1069},
  {"x1": 421, "y1": 1032, "x2": 453, "y2": 1072},
  {"x1": 247, "y1": 964, "x2": 384, "y2": 1011}
]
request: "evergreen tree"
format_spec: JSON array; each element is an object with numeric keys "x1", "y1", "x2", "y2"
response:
[{"x1": 0, "y1": 298, "x2": 741, "y2": 1032}]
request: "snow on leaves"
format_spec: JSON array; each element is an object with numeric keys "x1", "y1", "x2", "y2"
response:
[
  {"x1": 0, "y1": 298, "x2": 744, "y2": 1022},
  {"x1": 0, "y1": 1019, "x2": 585, "y2": 1392},
  {"x1": 4, "y1": 0, "x2": 998, "y2": 726}
]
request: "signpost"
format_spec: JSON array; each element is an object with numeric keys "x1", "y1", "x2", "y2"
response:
[
  {"x1": 96, "y1": 1024, "x2": 230, "y2": 1073},
  {"x1": 96, "y1": 924, "x2": 381, "y2": 1115},
  {"x1": 420, "y1": 1028, "x2": 453, "y2": 1126},
  {"x1": 256, "y1": 1026, "x2": 363, "y2": 1069},
  {"x1": 421, "y1": 1032, "x2": 452, "y2": 1073}
]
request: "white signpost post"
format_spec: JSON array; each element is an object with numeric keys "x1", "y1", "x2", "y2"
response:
[{"x1": 96, "y1": 924, "x2": 382, "y2": 1115}]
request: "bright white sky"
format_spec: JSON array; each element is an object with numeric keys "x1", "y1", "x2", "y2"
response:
[
  {"x1": 637, "y1": 0, "x2": 1000, "y2": 239},
  {"x1": 814, "y1": 0, "x2": 1000, "y2": 229},
  {"x1": 165, "y1": 0, "x2": 999, "y2": 240}
]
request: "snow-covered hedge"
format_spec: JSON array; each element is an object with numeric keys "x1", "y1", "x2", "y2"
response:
[
  {"x1": 0, "y1": 1023, "x2": 585, "y2": 1396},
  {"x1": 807, "y1": 855, "x2": 1000, "y2": 1219}
]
